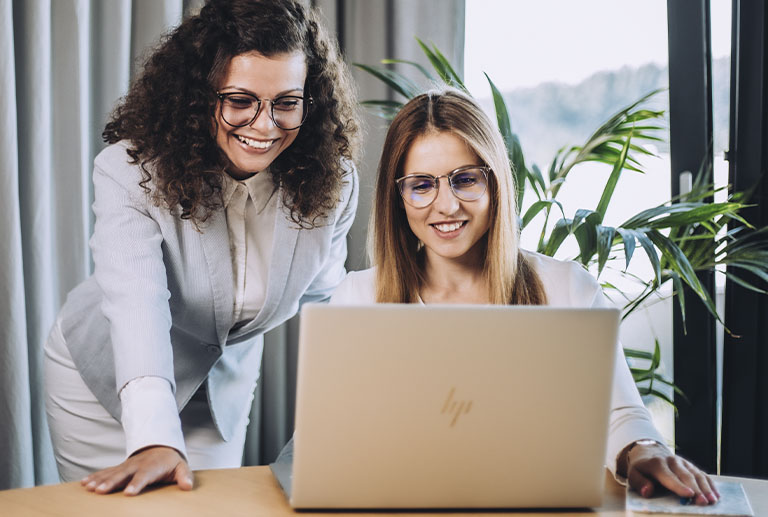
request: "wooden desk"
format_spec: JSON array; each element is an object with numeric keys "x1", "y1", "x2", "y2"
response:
[{"x1": 1, "y1": 467, "x2": 766, "y2": 516}]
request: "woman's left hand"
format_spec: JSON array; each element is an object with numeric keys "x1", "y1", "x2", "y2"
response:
[{"x1": 625, "y1": 442, "x2": 720, "y2": 505}]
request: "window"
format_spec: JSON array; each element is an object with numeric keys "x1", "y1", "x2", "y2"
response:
[{"x1": 464, "y1": 0, "x2": 672, "y2": 281}]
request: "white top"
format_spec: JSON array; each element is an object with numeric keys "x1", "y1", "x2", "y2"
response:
[
  {"x1": 120, "y1": 171, "x2": 277, "y2": 460},
  {"x1": 221, "y1": 170, "x2": 278, "y2": 323},
  {"x1": 329, "y1": 251, "x2": 667, "y2": 478}
]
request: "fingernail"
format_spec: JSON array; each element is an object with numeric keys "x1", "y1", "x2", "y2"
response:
[
  {"x1": 640, "y1": 486, "x2": 651, "y2": 497},
  {"x1": 97, "y1": 483, "x2": 108, "y2": 492},
  {"x1": 124, "y1": 485, "x2": 137, "y2": 495},
  {"x1": 86, "y1": 481, "x2": 97, "y2": 489},
  {"x1": 707, "y1": 492, "x2": 718, "y2": 503},
  {"x1": 696, "y1": 494, "x2": 709, "y2": 505}
]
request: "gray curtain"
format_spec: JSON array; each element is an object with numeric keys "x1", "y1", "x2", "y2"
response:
[
  {"x1": 1, "y1": 0, "x2": 463, "y2": 488},
  {"x1": 0, "y1": 0, "x2": 204, "y2": 490},
  {"x1": 245, "y1": 0, "x2": 466, "y2": 465}
]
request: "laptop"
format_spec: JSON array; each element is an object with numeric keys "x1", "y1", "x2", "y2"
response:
[{"x1": 271, "y1": 303, "x2": 620, "y2": 509}]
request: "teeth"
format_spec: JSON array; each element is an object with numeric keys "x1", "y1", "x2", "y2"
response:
[
  {"x1": 236, "y1": 134, "x2": 274, "y2": 149},
  {"x1": 433, "y1": 222, "x2": 464, "y2": 233}
]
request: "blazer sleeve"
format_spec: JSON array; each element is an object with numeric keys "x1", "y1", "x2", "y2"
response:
[
  {"x1": 90, "y1": 147, "x2": 176, "y2": 395},
  {"x1": 298, "y1": 163, "x2": 359, "y2": 305}
]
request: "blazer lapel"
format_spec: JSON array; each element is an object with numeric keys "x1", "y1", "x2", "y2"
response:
[{"x1": 199, "y1": 208, "x2": 235, "y2": 345}]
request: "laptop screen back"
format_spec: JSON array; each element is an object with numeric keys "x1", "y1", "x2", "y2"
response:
[{"x1": 288, "y1": 304, "x2": 620, "y2": 509}]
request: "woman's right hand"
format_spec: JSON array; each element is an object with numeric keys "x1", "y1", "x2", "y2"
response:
[{"x1": 81, "y1": 446, "x2": 193, "y2": 496}]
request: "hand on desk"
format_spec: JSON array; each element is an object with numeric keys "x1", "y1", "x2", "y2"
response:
[
  {"x1": 81, "y1": 446, "x2": 194, "y2": 496},
  {"x1": 625, "y1": 442, "x2": 720, "y2": 506}
]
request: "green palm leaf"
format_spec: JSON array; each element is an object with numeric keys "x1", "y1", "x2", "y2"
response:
[
  {"x1": 485, "y1": 73, "x2": 528, "y2": 209},
  {"x1": 596, "y1": 225, "x2": 616, "y2": 275},
  {"x1": 615, "y1": 228, "x2": 637, "y2": 270},
  {"x1": 521, "y1": 199, "x2": 565, "y2": 229},
  {"x1": 359, "y1": 100, "x2": 404, "y2": 119},
  {"x1": 415, "y1": 38, "x2": 468, "y2": 93},
  {"x1": 379, "y1": 58, "x2": 436, "y2": 81},
  {"x1": 352, "y1": 63, "x2": 423, "y2": 99},
  {"x1": 595, "y1": 133, "x2": 632, "y2": 221},
  {"x1": 543, "y1": 218, "x2": 572, "y2": 256}
]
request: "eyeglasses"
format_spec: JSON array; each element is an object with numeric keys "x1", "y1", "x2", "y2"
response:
[
  {"x1": 395, "y1": 166, "x2": 490, "y2": 208},
  {"x1": 216, "y1": 91, "x2": 312, "y2": 130}
]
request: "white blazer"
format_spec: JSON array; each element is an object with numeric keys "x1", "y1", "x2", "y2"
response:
[
  {"x1": 57, "y1": 141, "x2": 358, "y2": 441},
  {"x1": 328, "y1": 252, "x2": 666, "y2": 476}
]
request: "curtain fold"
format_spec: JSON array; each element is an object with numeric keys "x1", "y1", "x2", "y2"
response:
[
  {"x1": 0, "y1": 0, "x2": 200, "y2": 490},
  {"x1": 1, "y1": 0, "x2": 36, "y2": 490},
  {"x1": 11, "y1": 0, "x2": 57, "y2": 489}
]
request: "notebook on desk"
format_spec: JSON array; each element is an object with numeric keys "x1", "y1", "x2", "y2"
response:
[{"x1": 270, "y1": 303, "x2": 621, "y2": 510}]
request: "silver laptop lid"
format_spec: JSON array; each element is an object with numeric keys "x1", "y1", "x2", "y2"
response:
[{"x1": 289, "y1": 304, "x2": 620, "y2": 509}]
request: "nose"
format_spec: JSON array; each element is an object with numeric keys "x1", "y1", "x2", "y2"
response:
[
  {"x1": 248, "y1": 103, "x2": 275, "y2": 130},
  {"x1": 431, "y1": 177, "x2": 460, "y2": 214}
]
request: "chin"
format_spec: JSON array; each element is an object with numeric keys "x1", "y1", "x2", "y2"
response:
[
  {"x1": 431, "y1": 246, "x2": 470, "y2": 260},
  {"x1": 427, "y1": 239, "x2": 485, "y2": 262},
  {"x1": 232, "y1": 155, "x2": 274, "y2": 175}
]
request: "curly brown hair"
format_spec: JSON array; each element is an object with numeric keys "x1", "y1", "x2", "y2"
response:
[{"x1": 103, "y1": 0, "x2": 360, "y2": 227}]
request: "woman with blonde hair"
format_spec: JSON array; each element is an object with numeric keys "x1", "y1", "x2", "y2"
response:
[{"x1": 330, "y1": 89, "x2": 718, "y2": 505}]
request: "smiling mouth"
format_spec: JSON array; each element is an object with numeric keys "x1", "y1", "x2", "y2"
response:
[
  {"x1": 235, "y1": 134, "x2": 277, "y2": 150},
  {"x1": 432, "y1": 221, "x2": 467, "y2": 233}
]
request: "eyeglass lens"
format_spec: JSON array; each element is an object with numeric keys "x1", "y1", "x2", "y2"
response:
[
  {"x1": 399, "y1": 168, "x2": 488, "y2": 208},
  {"x1": 220, "y1": 94, "x2": 307, "y2": 130}
]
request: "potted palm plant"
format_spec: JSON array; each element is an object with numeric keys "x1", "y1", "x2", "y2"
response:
[{"x1": 355, "y1": 39, "x2": 768, "y2": 404}]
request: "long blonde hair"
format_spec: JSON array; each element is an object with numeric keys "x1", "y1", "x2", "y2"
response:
[{"x1": 372, "y1": 89, "x2": 547, "y2": 305}]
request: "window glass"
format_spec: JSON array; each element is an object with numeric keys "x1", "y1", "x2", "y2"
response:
[{"x1": 465, "y1": 0, "x2": 671, "y2": 267}]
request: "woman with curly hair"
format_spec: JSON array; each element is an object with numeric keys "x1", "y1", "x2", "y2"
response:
[
  {"x1": 329, "y1": 89, "x2": 719, "y2": 506},
  {"x1": 43, "y1": 0, "x2": 360, "y2": 496}
]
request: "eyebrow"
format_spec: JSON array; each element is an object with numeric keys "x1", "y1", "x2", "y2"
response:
[
  {"x1": 218, "y1": 86, "x2": 305, "y2": 97},
  {"x1": 404, "y1": 164, "x2": 484, "y2": 176}
]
